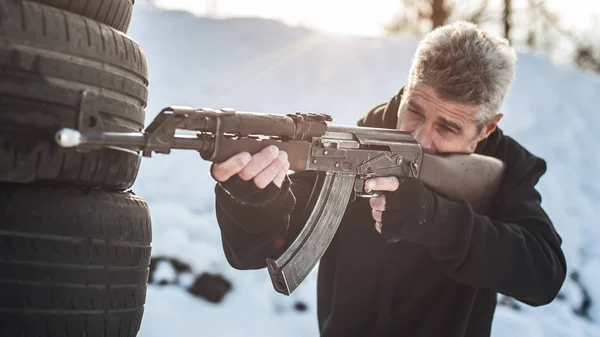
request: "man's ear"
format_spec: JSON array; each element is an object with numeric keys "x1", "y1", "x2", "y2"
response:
[{"x1": 478, "y1": 113, "x2": 503, "y2": 141}]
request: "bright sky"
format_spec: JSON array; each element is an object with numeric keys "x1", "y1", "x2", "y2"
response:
[{"x1": 146, "y1": 0, "x2": 600, "y2": 37}]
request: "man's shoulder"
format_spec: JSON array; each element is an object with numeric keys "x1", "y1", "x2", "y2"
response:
[
  {"x1": 478, "y1": 128, "x2": 548, "y2": 188},
  {"x1": 357, "y1": 87, "x2": 404, "y2": 129}
]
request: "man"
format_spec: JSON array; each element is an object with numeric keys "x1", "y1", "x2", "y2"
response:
[{"x1": 210, "y1": 21, "x2": 567, "y2": 337}]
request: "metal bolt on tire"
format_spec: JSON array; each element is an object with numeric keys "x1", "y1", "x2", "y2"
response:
[{"x1": 0, "y1": 0, "x2": 149, "y2": 190}]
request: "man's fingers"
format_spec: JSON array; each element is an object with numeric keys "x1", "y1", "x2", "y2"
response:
[
  {"x1": 238, "y1": 145, "x2": 280, "y2": 181},
  {"x1": 375, "y1": 222, "x2": 382, "y2": 233},
  {"x1": 365, "y1": 176, "x2": 400, "y2": 192},
  {"x1": 372, "y1": 209, "x2": 383, "y2": 223},
  {"x1": 253, "y1": 151, "x2": 289, "y2": 189},
  {"x1": 211, "y1": 152, "x2": 252, "y2": 182},
  {"x1": 272, "y1": 160, "x2": 290, "y2": 188},
  {"x1": 369, "y1": 194, "x2": 386, "y2": 211}
]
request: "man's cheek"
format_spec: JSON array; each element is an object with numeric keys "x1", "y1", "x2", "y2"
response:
[
  {"x1": 398, "y1": 117, "x2": 418, "y2": 133},
  {"x1": 436, "y1": 139, "x2": 466, "y2": 154}
]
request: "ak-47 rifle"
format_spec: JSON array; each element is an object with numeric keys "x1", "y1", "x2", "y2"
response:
[{"x1": 55, "y1": 106, "x2": 505, "y2": 296}]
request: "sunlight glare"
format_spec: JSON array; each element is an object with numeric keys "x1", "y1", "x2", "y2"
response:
[
  {"x1": 147, "y1": 0, "x2": 399, "y2": 36},
  {"x1": 147, "y1": 0, "x2": 600, "y2": 36}
]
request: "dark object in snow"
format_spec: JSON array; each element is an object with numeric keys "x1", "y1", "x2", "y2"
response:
[
  {"x1": 158, "y1": 280, "x2": 170, "y2": 286},
  {"x1": 574, "y1": 290, "x2": 592, "y2": 320},
  {"x1": 294, "y1": 301, "x2": 308, "y2": 312},
  {"x1": 498, "y1": 296, "x2": 521, "y2": 311},
  {"x1": 170, "y1": 258, "x2": 192, "y2": 273},
  {"x1": 188, "y1": 273, "x2": 232, "y2": 303},
  {"x1": 571, "y1": 271, "x2": 592, "y2": 319},
  {"x1": 149, "y1": 256, "x2": 193, "y2": 285}
]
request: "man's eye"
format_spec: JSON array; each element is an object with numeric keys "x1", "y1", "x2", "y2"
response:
[{"x1": 439, "y1": 125, "x2": 455, "y2": 134}]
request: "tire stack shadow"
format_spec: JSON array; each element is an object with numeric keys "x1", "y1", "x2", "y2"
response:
[{"x1": 0, "y1": 1, "x2": 152, "y2": 336}]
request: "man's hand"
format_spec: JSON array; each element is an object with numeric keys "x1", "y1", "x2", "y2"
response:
[
  {"x1": 365, "y1": 176, "x2": 437, "y2": 243},
  {"x1": 365, "y1": 177, "x2": 400, "y2": 233},
  {"x1": 211, "y1": 145, "x2": 290, "y2": 189}
]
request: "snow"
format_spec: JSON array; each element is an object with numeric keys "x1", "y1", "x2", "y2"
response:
[{"x1": 125, "y1": 3, "x2": 600, "y2": 336}]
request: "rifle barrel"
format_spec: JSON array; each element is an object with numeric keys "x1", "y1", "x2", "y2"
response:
[{"x1": 55, "y1": 128, "x2": 215, "y2": 153}]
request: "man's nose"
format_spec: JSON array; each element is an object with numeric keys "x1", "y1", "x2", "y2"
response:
[{"x1": 413, "y1": 124, "x2": 435, "y2": 153}]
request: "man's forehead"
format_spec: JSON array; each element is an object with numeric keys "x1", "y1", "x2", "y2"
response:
[
  {"x1": 402, "y1": 86, "x2": 479, "y2": 124},
  {"x1": 405, "y1": 86, "x2": 464, "y2": 109}
]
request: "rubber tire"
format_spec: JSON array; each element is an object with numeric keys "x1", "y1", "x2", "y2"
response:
[
  {"x1": 31, "y1": 0, "x2": 135, "y2": 33},
  {"x1": 0, "y1": 183, "x2": 152, "y2": 337},
  {"x1": 0, "y1": 0, "x2": 148, "y2": 190}
]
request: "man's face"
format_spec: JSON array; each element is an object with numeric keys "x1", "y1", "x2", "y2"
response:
[{"x1": 396, "y1": 84, "x2": 501, "y2": 154}]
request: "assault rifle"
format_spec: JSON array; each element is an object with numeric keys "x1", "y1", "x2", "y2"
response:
[{"x1": 55, "y1": 106, "x2": 505, "y2": 295}]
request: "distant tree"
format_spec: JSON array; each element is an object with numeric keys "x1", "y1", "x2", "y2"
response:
[
  {"x1": 574, "y1": 45, "x2": 600, "y2": 73},
  {"x1": 517, "y1": 0, "x2": 600, "y2": 74},
  {"x1": 503, "y1": 0, "x2": 511, "y2": 40},
  {"x1": 518, "y1": 0, "x2": 564, "y2": 55},
  {"x1": 385, "y1": 0, "x2": 600, "y2": 75},
  {"x1": 384, "y1": 0, "x2": 495, "y2": 38},
  {"x1": 430, "y1": 0, "x2": 450, "y2": 29},
  {"x1": 571, "y1": 20, "x2": 600, "y2": 74},
  {"x1": 206, "y1": 0, "x2": 219, "y2": 17}
]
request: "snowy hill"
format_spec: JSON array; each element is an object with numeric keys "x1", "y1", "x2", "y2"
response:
[{"x1": 125, "y1": 3, "x2": 600, "y2": 336}]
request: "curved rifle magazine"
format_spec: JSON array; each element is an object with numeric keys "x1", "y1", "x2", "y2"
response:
[{"x1": 266, "y1": 172, "x2": 355, "y2": 295}]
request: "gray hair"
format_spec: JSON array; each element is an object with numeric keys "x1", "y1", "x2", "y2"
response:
[{"x1": 406, "y1": 21, "x2": 517, "y2": 127}]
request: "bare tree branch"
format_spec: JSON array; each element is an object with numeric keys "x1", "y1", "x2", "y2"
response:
[
  {"x1": 503, "y1": 0, "x2": 512, "y2": 40},
  {"x1": 431, "y1": 0, "x2": 450, "y2": 29},
  {"x1": 468, "y1": 0, "x2": 490, "y2": 25}
]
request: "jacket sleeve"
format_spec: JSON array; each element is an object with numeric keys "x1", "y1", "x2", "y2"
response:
[
  {"x1": 214, "y1": 171, "x2": 318, "y2": 270},
  {"x1": 421, "y1": 155, "x2": 567, "y2": 306}
]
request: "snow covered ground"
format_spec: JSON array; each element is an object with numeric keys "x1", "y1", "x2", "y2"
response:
[{"x1": 125, "y1": 3, "x2": 600, "y2": 336}]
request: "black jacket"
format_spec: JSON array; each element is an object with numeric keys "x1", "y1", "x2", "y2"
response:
[{"x1": 214, "y1": 88, "x2": 567, "y2": 337}]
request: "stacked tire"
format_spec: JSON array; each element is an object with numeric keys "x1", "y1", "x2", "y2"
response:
[{"x1": 0, "y1": 1, "x2": 152, "y2": 336}]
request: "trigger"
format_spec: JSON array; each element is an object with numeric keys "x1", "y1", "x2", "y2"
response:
[
  {"x1": 357, "y1": 190, "x2": 382, "y2": 198},
  {"x1": 370, "y1": 190, "x2": 383, "y2": 198}
]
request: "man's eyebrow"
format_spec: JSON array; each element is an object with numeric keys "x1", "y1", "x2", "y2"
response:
[
  {"x1": 438, "y1": 117, "x2": 462, "y2": 132},
  {"x1": 407, "y1": 100, "x2": 423, "y2": 112},
  {"x1": 408, "y1": 99, "x2": 463, "y2": 132}
]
